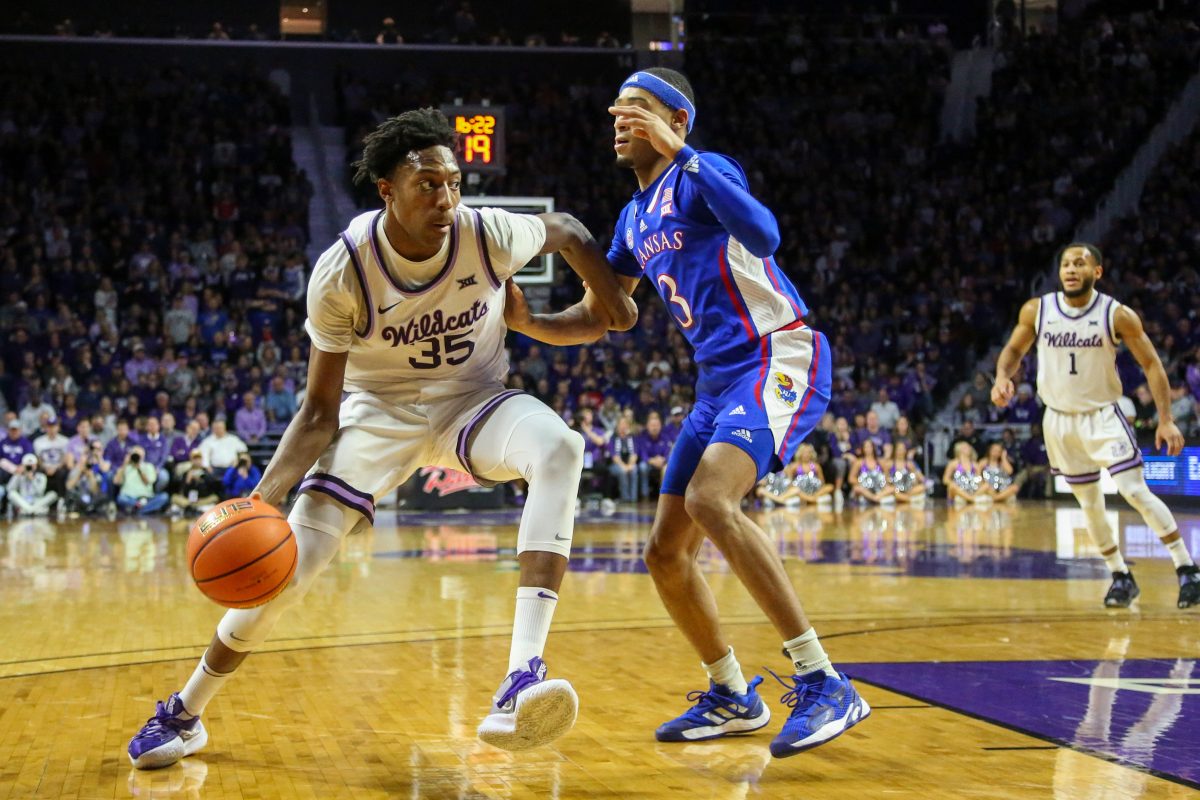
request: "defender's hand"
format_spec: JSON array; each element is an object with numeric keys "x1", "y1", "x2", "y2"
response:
[
  {"x1": 503, "y1": 279, "x2": 533, "y2": 333},
  {"x1": 1156, "y1": 420, "x2": 1184, "y2": 456},
  {"x1": 991, "y1": 378, "x2": 1014, "y2": 408},
  {"x1": 609, "y1": 105, "x2": 685, "y2": 161}
]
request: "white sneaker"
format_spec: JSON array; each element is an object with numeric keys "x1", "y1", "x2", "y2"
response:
[
  {"x1": 600, "y1": 498, "x2": 617, "y2": 515},
  {"x1": 953, "y1": 496, "x2": 968, "y2": 508},
  {"x1": 973, "y1": 494, "x2": 992, "y2": 505},
  {"x1": 833, "y1": 492, "x2": 844, "y2": 512},
  {"x1": 478, "y1": 657, "x2": 578, "y2": 751},
  {"x1": 816, "y1": 495, "x2": 832, "y2": 508},
  {"x1": 880, "y1": 494, "x2": 896, "y2": 506}
]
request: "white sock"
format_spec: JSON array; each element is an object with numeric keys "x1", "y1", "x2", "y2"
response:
[
  {"x1": 784, "y1": 629, "x2": 835, "y2": 678},
  {"x1": 1163, "y1": 536, "x2": 1195, "y2": 569},
  {"x1": 1103, "y1": 548, "x2": 1129, "y2": 575},
  {"x1": 507, "y1": 587, "x2": 558, "y2": 673},
  {"x1": 702, "y1": 646, "x2": 749, "y2": 695},
  {"x1": 178, "y1": 654, "x2": 232, "y2": 717}
]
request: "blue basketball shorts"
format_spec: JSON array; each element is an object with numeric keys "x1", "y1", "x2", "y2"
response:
[{"x1": 661, "y1": 325, "x2": 832, "y2": 496}]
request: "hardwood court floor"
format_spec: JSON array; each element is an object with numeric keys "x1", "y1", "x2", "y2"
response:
[{"x1": 1, "y1": 499, "x2": 1198, "y2": 799}]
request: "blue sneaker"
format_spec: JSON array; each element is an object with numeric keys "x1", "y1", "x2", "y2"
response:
[
  {"x1": 655, "y1": 675, "x2": 772, "y2": 742},
  {"x1": 128, "y1": 693, "x2": 208, "y2": 769},
  {"x1": 477, "y1": 657, "x2": 578, "y2": 751},
  {"x1": 767, "y1": 670, "x2": 870, "y2": 758}
]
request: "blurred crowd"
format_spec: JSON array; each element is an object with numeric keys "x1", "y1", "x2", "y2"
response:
[
  {"x1": 0, "y1": 63, "x2": 311, "y2": 516},
  {"x1": 3, "y1": 6, "x2": 1199, "y2": 516}
]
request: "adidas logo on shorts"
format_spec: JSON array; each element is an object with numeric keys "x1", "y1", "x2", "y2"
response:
[
  {"x1": 730, "y1": 405, "x2": 746, "y2": 416},
  {"x1": 732, "y1": 429, "x2": 753, "y2": 443}
]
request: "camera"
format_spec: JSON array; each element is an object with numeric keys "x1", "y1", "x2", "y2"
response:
[
  {"x1": 239, "y1": 454, "x2": 252, "y2": 466},
  {"x1": 130, "y1": 452, "x2": 141, "y2": 464}
]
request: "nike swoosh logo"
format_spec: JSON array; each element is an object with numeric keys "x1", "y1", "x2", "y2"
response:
[
  {"x1": 229, "y1": 633, "x2": 250, "y2": 642},
  {"x1": 537, "y1": 591, "x2": 556, "y2": 599},
  {"x1": 377, "y1": 300, "x2": 403, "y2": 314},
  {"x1": 554, "y1": 533, "x2": 569, "y2": 541},
  {"x1": 179, "y1": 728, "x2": 200, "y2": 740}
]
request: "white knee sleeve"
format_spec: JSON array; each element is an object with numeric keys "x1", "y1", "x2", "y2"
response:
[
  {"x1": 1114, "y1": 470, "x2": 1177, "y2": 537},
  {"x1": 1069, "y1": 480, "x2": 1118, "y2": 553},
  {"x1": 468, "y1": 395, "x2": 582, "y2": 558},
  {"x1": 217, "y1": 516, "x2": 342, "y2": 652}
]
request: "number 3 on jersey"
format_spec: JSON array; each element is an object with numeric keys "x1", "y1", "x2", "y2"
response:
[{"x1": 657, "y1": 273, "x2": 694, "y2": 328}]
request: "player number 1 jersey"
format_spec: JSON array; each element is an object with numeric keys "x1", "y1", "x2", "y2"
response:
[{"x1": 1034, "y1": 291, "x2": 1123, "y2": 413}]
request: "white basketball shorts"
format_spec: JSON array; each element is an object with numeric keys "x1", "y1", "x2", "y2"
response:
[{"x1": 1043, "y1": 404, "x2": 1143, "y2": 485}]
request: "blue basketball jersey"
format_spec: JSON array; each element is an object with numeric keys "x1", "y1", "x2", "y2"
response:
[{"x1": 607, "y1": 151, "x2": 808, "y2": 397}]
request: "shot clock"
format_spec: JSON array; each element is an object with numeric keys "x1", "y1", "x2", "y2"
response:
[{"x1": 441, "y1": 105, "x2": 506, "y2": 174}]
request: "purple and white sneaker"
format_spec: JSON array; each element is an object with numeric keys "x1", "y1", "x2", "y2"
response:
[
  {"x1": 128, "y1": 693, "x2": 208, "y2": 769},
  {"x1": 477, "y1": 657, "x2": 578, "y2": 751}
]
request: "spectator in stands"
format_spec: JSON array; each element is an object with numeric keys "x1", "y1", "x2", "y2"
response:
[
  {"x1": 947, "y1": 419, "x2": 984, "y2": 461},
  {"x1": 635, "y1": 411, "x2": 672, "y2": 499},
  {"x1": 18, "y1": 393, "x2": 54, "y2": 437},
  {"x1": 1006, "y1": 383, "x2": 1041, "y2": 424},
  {"x1": 139, "y1": 416, "x2": 171, "y2": 490},
  {"x1": 1131, "y1": 383, "x2": 1157, "y2": 431},
  {"x1": 1, "y1": 420, "x2": 34, "y2": 492},
  {"x1": 65, "y1": 418, "x2": 94, "y2": 468},
  {"x1": 870, "y1": 388, "x2": 901, "y2": 430},
  {"x1": 1019, "y1": 422, "x2": 1052, "y2": 498},
  {"x1": 828, "y1": 415, "x2": 854, "y2": 508},
  {"x1": 198, "y1": 419, "x2": 247, "y2": 470},
  {"x1": 891, "y1": 415, "x2": 916, "y2": 455},
  {"x1": 235, "y1": 391, "x2": 267, "y2": 445},
  {"x1": 854, "y1": 410, "x2": 893, "y2": 459},
  {"x1": 104, "y1": 420, "x2": 137, "y2": 468},
  {"x1": 1165, "y1": 379, "x2": 1198, "y2": 436},
  {"x1": 576, "y1": 407, "x2": 609, "y2": 471},
  {"x1": 375, "y1": 17, "x2": 403, "y2": 44},
  {"x1": 607, "y1": 417, "x2": 638, "y2": 503},
  {"x1": 33, "y1": 414, "x2": 69, "y2": 494},
  {"x1": 8, "y1": 454, "x2": 58, "y2": 516},
  {"x1": 171, "y1": 419, "x2": 205, "y2": 465},
  {"x1": 264, "y1": 376, "x2": 297, "y2": 430},
  {"x1": 954, "y1": 393, "x2": 983, "y2": 427},
  {"x1": 663, "y1": 406, "x2": 685, "y2": 442},
  {"x1": 114, "y1": 446, "x2": 169, "y2": 515},
  {"x1": 222, "y1": 452, "x2": 261, "y2": 500},
  {"x1": 66, "y1": 440, "x2": 111, "y2": 515},
  {"x1": 172, "y1": 451, "x2": 220, "y2": 514}
]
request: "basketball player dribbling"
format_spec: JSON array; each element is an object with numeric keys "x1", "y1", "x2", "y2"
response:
[
  {"x1": 505, "y1": 68, "x2": 869, "y2": 758},
  {"x1": 128, "y1": 108, "x2": 637, "y2": 768},
  {"x1": 992, "y1": 243, "x2": 1200, "y2": 609}
]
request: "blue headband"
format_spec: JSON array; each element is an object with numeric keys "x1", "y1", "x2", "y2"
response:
[{"x1": 619, "y1": 72, "x2": 696, "y2": 133}]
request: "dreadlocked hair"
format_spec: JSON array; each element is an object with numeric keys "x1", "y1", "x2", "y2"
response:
[{"x1": 352, "y1": 108, "x2": 456, "y2": 185}]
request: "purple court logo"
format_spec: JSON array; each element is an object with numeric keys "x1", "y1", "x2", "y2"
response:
[{"x1": 774, "y1": 372, "x2": 798, "y2": 407}]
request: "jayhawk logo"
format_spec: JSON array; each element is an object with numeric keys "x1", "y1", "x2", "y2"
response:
[
  {"x1": 626, "y1": 227, "x2": 634, "y2": 249},
  {"x1": 774, "y1": 372, "x2": 798, "y2": 407}
]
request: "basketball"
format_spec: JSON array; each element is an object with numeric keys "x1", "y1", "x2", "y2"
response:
[{"x1": 186, "y1": 498, "x2": 297, "y2": 609}]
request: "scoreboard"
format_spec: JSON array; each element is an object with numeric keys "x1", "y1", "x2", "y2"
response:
[{"x1": 441, "y1": 105, "x2": 506, "y2": 174}]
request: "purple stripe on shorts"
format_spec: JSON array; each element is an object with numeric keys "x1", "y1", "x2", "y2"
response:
[
  {"x1": 1108, "y1": 455, "x2": 1144, "y2": 476},
  {"x1": 340, "y1": 231, "x2": 374, "y2": 339},
  {"x1": 473, "y1": 209, "x2": 501, "y2": 289},
  {"x1": 299, "y1": 473, "x2": 375, "y2": 524},
  {"x1": 455, "y1": 391, "x2": 523, "y2": 475},
  {"x1": 1064, "y1": 472, "x2": 1101, "y2": 485},
  {"x1": 1037, "y1": 296, "x2": 1045, "y2": 339},
  {"x1": 1113, "y1": 403, "x2": 1139, "y2": 449}
]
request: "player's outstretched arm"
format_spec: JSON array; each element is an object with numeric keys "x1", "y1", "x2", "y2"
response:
[
  {"x1": 538, "y1": 212, "x2": 637, "y2": 331},
  {"x1": 504, "y1": 276, "x2": 640, "y2": 346},
  {"x1": 251, "y1": 347, "x2": 347, "y2": 507},
  {"x1": 1115, "y1": 305, "x2": 1184, "y2": 455},
  {"x1": 992, "y1": 298, "x2": 1039, "y2": 408}
]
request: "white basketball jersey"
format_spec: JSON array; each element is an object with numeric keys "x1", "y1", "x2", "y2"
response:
[
  {"x1": 304, "y1": 205, "x2": 545, "y2": 398},
  {"x1": 1034, "y1": 291, "x2": 1123, "y2": 413}
]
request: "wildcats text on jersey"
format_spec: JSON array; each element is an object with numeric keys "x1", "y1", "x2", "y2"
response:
[
  {"x1": 1043, "y1": 331, "x2": 1104, "y2": 348},
  {"x1": 381, "y1": 301, "x2": 490, "y2": 348}
]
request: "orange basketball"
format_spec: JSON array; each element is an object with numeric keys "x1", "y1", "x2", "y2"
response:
[{"x1": 187, "y1": 498, "x2": 297, "y2": 609}]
